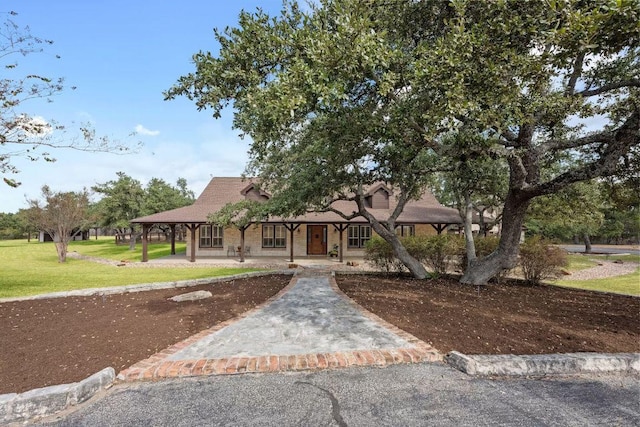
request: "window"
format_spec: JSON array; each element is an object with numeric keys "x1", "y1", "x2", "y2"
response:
[
  {"x1": 262, "y1": 224, "x2": 286, "y2": 248},
  {"x1": 395, "y1": 225, "x2": 415, "y2": 237},
  {"x1": 200, "y1": 225, "x2": 223, "y2": 248},
  {"x1": 348, "y1": 225, "x2": 371, "y2": 248}
]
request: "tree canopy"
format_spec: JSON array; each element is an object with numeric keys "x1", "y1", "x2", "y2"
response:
[
  {"x1": 167, "y1": 0, "x2": 639, "y2": 284},
  {"x1": 92, "y1": 172, "x2": 195, "y2": 247}
]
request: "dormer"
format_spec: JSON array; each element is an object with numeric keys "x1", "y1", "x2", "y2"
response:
[
  {"x1": 240, "y1": 183, "x2": 270, "y2": 202},
  {"x1": 365, "y1": 183, "x2": 391, "y2": 209}
]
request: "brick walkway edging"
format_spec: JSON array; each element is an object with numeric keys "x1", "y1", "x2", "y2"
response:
[{"x1": 117, "y1": 272, "x2": 442, "y2": 382}]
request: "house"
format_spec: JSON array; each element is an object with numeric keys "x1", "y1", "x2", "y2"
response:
[{"x1": 131, "y1": 177, "x2": 463, "y2": 262}]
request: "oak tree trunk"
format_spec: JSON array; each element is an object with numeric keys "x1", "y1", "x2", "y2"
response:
[
  {"x1": 462, "y1": 193, "x2": 477, "y2": 271},
  {"x1": 367, "y1": 218, "x2": 429, "y2": 279},
  {"x1": 460, "y1": 191, "x2": 530, "y2": 285}
]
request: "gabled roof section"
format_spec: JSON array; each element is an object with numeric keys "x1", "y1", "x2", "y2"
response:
[
  {"x1": 364, "y1": 183, "x2": 392, "y2": 197},
  {"x1": 240, "y1": 183, "x2": 271, "y2": 201}
]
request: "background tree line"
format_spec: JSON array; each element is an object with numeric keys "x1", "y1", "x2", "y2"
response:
[{"x1": 0, "y1": 172, "x2": 194, "y2": 262}]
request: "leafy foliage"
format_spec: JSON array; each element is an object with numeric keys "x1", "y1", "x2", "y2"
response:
[
  {"x1": 364, "y1": 236, "x2": 404, "y2": 273},
  {"x1": 519, "y1": 236, "x2": 569, "y2": 285},
  {"x1": 168, "y1": 0, "x2": 639, "y2": 284},
  {"x1": 404, "y1": 234, "x2": 465, "y2": 276},
  {"x1": 26, "y1": 185, "x2": 92, "y2": 262},
  {"x1": 92, "y1": 172, "x2": 195, "y2": 244},
  {"x1": 365, "y1": 234, "x2": 464, "y2": 276}
]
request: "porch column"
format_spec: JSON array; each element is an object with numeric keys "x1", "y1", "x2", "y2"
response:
[
  {"x1": 284, "y1": 223, "x2": 301, "y2": 262},
  {"x1": 332, "y1": 224, "x2": 349, "y2": 263},
  {"x1": 141, "y1": 223, "x2": 150, "y2": 262},
  {"x1": 238, "y1": 225, "x2": 249, "y2": 263},
  {"x1": 170, "y1": 224, "x2": 176, "y2": 255},
  {"x1": 186, "y1": 223, "x2": 198, "y2": 262},
  {"x1": 431, "y1": 224, "x2": 447, "y2": 235}
]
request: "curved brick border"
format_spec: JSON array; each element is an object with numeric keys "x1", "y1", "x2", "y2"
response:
[{"x1": 118, "y1": 272, "x2": 442, "y2": 382}]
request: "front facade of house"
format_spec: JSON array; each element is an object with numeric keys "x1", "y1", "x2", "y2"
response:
[
  {"x1": 131, "y1": 177, "x2": 463, "y2": 262},
  {"x1": 192, "y1": 221, "x2": 439, "y2": 259}
]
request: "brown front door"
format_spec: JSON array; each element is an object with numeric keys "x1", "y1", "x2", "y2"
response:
[{"x1": 307, "y1": 225, "x2": 327, "y2": 255}]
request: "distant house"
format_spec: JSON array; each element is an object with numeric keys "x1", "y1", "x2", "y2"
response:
[{"x1": 131, "y1": 177, "x2": 463, "y2": 262}]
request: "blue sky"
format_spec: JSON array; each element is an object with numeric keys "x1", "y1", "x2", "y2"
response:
[{"x1": 2, "y1": 0, "x2": 289, "y2": 213}]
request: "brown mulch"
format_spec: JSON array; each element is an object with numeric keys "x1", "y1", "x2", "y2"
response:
[
  {"x1": 337, "y1": 274, "x2": 640, "y2": 357},
  {"x1": 0, "y1": 275, "x2": 290, "y2": 394},
  {"x1": 1, "y1": 273, "x2": 639, "y2": 395}
]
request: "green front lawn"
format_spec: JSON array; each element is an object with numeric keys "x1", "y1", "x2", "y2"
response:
[
  {"x1": 553, "y1": 267, "x2": 640, "y2": 296},
  {"x1": 0, "y1": 238, "x2": 263, "y2": 298},
  {"x1": 564, "y1": 254, "x2": 598, "y2": 272},
  {"x1": 67, "y1": 236, "x2": 187, "y2": 261}
]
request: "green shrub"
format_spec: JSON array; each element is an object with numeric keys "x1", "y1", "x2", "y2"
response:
[
  {"x1": 364, "y1": 236, "x2": 404, "y2": 272},
  {"x1": 364, "y1": 234, "x2": 464, "y2": 275},
  {"x1": 519, "y1": 235, "x2": 568, "y2": 284},
  {"x1": 407, "y1": 234, "x2": 464, "y2": 276},
  {"x1": 474, "y1": 235, "x2": 501, "y2": 257},
  {"x1": 459, "y1": 235, "x2": 501, "y2": 272}
]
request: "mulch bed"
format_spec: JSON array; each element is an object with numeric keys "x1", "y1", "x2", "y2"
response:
[
  {"x1": 1, "y1": 272, "x2": 638, "y2": 395},
  {"x1": 0, "y1": 275, "x2": 290, "y2": 394},
  {"x1": 337, "y1": 274, "x2": 640, "y2": 357}
]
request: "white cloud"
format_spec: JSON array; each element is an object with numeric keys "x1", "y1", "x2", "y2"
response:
[{"x1": 135, "y1": 124, "x2": 160, "y2": 136}]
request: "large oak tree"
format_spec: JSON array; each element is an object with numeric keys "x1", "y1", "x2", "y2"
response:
[{"x1": 167, "y1": 0, "x2": 639, "y2": 284}]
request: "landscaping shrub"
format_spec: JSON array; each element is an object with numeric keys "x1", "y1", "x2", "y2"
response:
[
  {"x1": 460, "y1": 235, "x2": 501, "y2": 273},
  {"x1": 364, "y1": 234, "x2": 464, "y2": 275},
  {"x1": 407, "y1": 234, "x2": 464, "y2": 276},
  {"x1": 519, "y1": 235, "x2": 568, "y2": 284},
  {"x1": 474, "y1": 235, "x2": 501, "y2": 257},
  {"x1": 364, "y1": 236, "x2": 404, "y2": 272}
]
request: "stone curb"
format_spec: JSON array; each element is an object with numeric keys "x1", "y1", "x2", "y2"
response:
[
  {"x1": 0, "y1": 367, "x2": 115, "y2": 424},
  {"x1": 445, "y1": 351, "x2": 640, "y2": 376},
  {"x1": 0, "y1": 270, "x2": 294, "y2": 303}
]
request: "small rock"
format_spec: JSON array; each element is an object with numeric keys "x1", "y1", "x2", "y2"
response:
[
  {"x1": 288, "y1": 263, "x2": 298, "y2": 269},
  {"x1": 560, "y1": 269, "x2": 571, "y2": 276},
  {"x1": 169, "y1": 290, "x2": 213, "y2": 302},
  {"x1": 613, "y1": 260, "x2": 624, "y2": 264}
]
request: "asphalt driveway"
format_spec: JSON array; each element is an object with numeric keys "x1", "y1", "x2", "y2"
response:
[{"x1": 42, "y1": 362, "x2": 639, "y2": 426}]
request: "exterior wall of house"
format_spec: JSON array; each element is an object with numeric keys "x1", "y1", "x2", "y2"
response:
[
  {"x1": 415, "y1": 224, "x2": 439, "y2": 237},
  {"x1": 186, "y1": 222, "x2": 442, "y2": 258}
]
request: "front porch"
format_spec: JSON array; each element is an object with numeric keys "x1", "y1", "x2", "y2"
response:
[
  {"x1": 138, "y1": 222, "x2": 448, "y2": 264},
  {"x1": 144, "y1": 253, "x2": 372, "y2": 271}
]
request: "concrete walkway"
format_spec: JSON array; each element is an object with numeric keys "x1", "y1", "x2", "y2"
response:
[{"x1": 118, "y1": 268, "x2": 440, "y2": 381}]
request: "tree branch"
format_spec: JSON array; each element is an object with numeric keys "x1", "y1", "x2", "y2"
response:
[
  {"x1": 538, "y1": 130, "x2": 615, "y2": 153},
  {"x1": 527, "y1": 109, "x2": 639, "y2": 198},
  {"x1": 578, "y1": 79, "x2": 640, "y2": 97}
]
